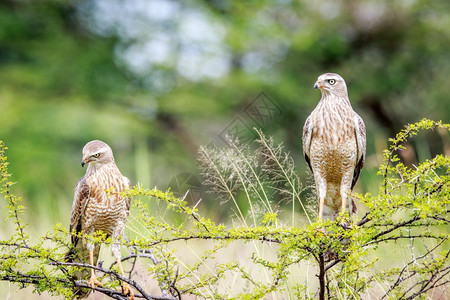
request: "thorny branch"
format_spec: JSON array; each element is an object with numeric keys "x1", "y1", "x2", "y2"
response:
[
  {"x1": 1, "y1": 240, "x2": 175, "y2": 300},
  {"x1": 0, "y1": 120, "x2": 448, "y2": 299},
  {"x1": 0, "y1": 142, "x2": 28, "y2": 246},
  {"x1": 381, "y1": 240, "x2": 449, "y2": 299}
]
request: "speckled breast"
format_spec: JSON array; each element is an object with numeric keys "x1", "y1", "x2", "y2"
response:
[
  {"x1": 310, "y1": 114, "x2": 358, "y2": 184},
  {"x1": 83, "y1": 174, "x2": 128, "y2": 236}
]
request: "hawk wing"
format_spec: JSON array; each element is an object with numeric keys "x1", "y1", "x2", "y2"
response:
[
  {"x1": 352, "y1": 113, "x2": 366, "y2": 190},
  {"x1": 70, "y1": 176, "x2": 90, "y2": 246},
  {"x1": 302, "y1": 115, "x2": 313, "y2": 171}
]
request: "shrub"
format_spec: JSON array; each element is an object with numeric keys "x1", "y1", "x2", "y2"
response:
[{"x1": 0, "y1": 119, "x2": 448, "y2": 299}]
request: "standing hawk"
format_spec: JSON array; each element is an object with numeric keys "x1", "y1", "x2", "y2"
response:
[
  {"x1": 67, "y1": 140, "x2": 134, "y2": 299},
  {"x1": 302, "y1": 73, "x2": 366, "y2": 221}
]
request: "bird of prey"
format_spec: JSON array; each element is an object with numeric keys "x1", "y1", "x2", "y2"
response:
[
  {"x1": 302, "y1": 73, "x2": 366, "y2": 221},
  {"x1": 67, "y1": 140, "x2": 134, "y2": 299}
]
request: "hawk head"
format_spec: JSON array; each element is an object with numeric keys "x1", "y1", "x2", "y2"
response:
[
  {"x1": 81, "y1": 140, "x2": 115, "y2": 167},
  {"x1": 314, "y1": 73, "x2": 348, "y2": 98}
]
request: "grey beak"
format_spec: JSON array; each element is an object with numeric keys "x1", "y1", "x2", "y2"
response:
[
  {"x1": 81, "y1": 161, "x2": 86, "y2": 167},
  {"x1": 314, "y1": 82, "x2": 319, "y2": 89}
]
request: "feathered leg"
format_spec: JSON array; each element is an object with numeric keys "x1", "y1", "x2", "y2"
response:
[
  {"x1": 341, "y1": 190, "x2": 347, "y2": 214},
  {"x1": 317, "y1": 178, "x2": 327, "y2": 221},
  {"x1": 340, "y1": 174, "x2": 354, "y2": 229}
]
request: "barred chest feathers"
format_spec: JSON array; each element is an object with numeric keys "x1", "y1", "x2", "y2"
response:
[
  {"x1": 83, "y1": 164, "x2": 129, "y2": 234},
  {"x1": 313, "y1": 96, "x2": 356, "y2": 147}
]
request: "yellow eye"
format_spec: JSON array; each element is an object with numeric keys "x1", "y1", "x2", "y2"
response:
[
  {"x1": 92, "y1": 153, "x2": 100, "y2": 158},
  {"x1": 328, "y1": 79, "x2": 336, "y2": 85}
]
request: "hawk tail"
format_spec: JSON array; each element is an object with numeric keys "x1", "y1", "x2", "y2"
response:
[{"x1": 65, "y1": 241, "x2": 100, "y2": 299}]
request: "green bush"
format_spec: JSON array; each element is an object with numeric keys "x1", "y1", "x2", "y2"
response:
[{"x1": 0, "y1": 119, "x2": 448, "y2": 299}]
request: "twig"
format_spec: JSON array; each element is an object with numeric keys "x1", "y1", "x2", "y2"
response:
[{"x1": 318, "y1": 253, "x2": 325, "y2": 300}]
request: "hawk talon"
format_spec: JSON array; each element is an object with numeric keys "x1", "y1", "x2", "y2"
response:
[
  {"x1": 340, "y1": 222, "x2": 352, "y2": 230},
  {"x1": 323, "y1": 250, "x2": 338, "y2": 262},
  {"x1": 88, "y1": 275, "x2": 102, "y2": 289},
  {"x1": 122, "y1": 282, "x2": 135, "y2": 300}
]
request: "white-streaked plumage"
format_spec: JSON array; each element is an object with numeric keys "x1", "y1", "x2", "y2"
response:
[{"x1": 302, "y1": 73, "x2": 366, "y2": 221}]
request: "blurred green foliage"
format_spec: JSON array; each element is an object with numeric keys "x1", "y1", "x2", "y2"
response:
[{"x1": 0, "y1": 0, "x2": 449, "y2": 224}]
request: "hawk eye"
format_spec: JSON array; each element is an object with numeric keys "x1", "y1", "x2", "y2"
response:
[
  {"x1": 92, "y1": 153, "x2": 100, "y2": 158},
  {"x1": 328, "y1": 79, "x2": 336, "y2": 85}
]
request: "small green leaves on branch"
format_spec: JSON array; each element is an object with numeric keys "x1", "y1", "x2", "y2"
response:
[{"x1": 0, "y1": 119, "x2": 448, "y2": 299}]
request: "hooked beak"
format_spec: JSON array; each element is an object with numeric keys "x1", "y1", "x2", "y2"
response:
[
  {"x1": 81, "y1": 157, "x2": 90, "y2": 167},
  {"x1": 314, "y1": 80, "x2": 322, "y2": 89}
]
